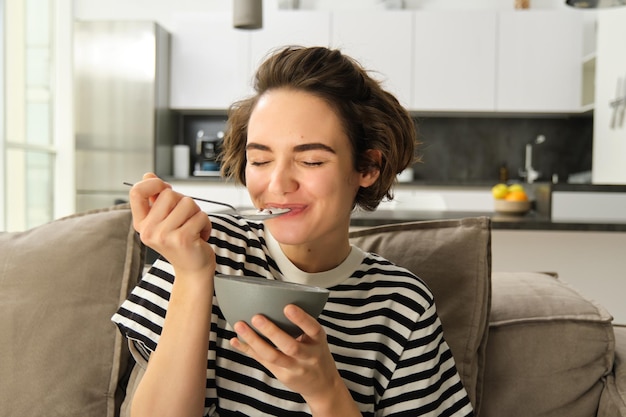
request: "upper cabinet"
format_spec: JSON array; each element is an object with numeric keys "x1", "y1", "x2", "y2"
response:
[
  {"x1": 591, "y1": 7, "x2": 626, "y2": 184},
  {"x1": 249, "y1": 10, "x2": 331, "y2": 77},
  {"x1": 170, "y1": 10, "x2": 331, "y2": 111},
  {"x1": 412, "y1": 11, "x2": 497, "y2": 112},
  {"x1": 331, "y1": 11, "x2": 413, "y2": 108},
  {"x1": 169, "y1": 9, "x2": 588, "y2": 115},
  {"x1": 496, "y1": 10, "x2": 584, "y2": 113},
  {"x1": 412, "y1": 10, "x2": 585, "y2": 113},
  {"x1": 169, "y1": 12, "x2": 250, "y2": 110}
]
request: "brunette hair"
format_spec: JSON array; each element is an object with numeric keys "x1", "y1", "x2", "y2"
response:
[{"x1": 220, "y1": 45, "x2": 418, "y2": 211}]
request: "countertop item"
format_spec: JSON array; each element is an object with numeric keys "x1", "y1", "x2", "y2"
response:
[{"x1": 493, "y1": 199, "x2": 531, "y2": 215}]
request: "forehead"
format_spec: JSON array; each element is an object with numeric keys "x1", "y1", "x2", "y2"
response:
[{"x1": 247, "y1": 89, "x2": 348, "y2": 146}]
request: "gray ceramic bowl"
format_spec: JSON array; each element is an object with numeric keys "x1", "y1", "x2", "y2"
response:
[{"x1": 214, "y1": 274, "x2": 330, "y2": 338}]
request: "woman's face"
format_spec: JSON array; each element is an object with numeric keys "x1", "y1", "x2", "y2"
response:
[{"x1": 245, "y1": 89, "x2": 377, "y2": 252}]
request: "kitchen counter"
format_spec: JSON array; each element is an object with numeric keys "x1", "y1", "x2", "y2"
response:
[
  {"x1": 350, "y1": 209, "x2": 626, "y2": 232},
  {"x1": 168, "y1": 179, "x2": 626, "y2": 232}
]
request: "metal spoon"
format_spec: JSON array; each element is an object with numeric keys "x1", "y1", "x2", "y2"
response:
[{"x1": 122, "y1": 182, "x2": 290, "y2": 220}]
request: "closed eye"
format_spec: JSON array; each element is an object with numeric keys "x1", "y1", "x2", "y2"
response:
[
  {"x1": 249, "y1": 160, "x2": 270, "y2": 167},
  {"x1": 301, "y1": 161, "x2": 324, "y2": 167}
]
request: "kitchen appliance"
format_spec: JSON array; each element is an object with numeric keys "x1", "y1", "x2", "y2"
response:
[
  {"x1": 74, "y1": 21, "x2": 174, "y2": 212},
  {"x1": 193, "y1": 130, "x2": 224, "y2": 176},
  {"x1": 566, "y1": 0, "x2": 625, "y2": 7}
]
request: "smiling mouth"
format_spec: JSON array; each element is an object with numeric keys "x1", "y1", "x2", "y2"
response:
[{"x1": 264, "y1": 205, "x2": 303, "y2": 216}]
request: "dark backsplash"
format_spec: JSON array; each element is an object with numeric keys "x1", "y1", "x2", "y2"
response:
[
  {"x1": 180, "y1": 114, "x2": 593, "y2": 185},
  {"x1": 412, "y1": 115, "x2": 593, "y2": 184}
]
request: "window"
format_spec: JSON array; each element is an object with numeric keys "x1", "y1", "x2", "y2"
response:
[
  {"x1": 3, "y1": 0, "x2": 73, "y2": 231},
  {"x1": 0, "y1": 0, "x2": 4, "y2": 230}
]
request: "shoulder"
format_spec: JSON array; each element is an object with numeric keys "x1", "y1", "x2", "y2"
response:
[{"x1": 345, "y1": 247, "x2": 435, "y2": 313}]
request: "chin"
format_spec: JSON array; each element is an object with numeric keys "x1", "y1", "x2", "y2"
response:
[{"x1": 267, "y1": 223, "x2": 311, "y2": 245}]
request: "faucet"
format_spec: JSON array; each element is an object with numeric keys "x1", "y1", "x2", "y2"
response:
[{"x1": 520, "y1": 135, "x2": 545, "y2": 184}]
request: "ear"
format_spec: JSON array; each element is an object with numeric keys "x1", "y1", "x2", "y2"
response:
[{"x1": 358, "y1": 149, "x2": 382, "y2": 188}]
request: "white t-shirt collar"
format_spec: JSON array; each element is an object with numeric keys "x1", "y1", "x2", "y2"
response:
[{"x1": 265, "y1": 228, "x2": 365, "y2": 289}]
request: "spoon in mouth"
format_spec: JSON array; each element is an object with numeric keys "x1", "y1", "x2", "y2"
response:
[{"x1": 123, "y1": 182, "x2": 290, "y2": 220}]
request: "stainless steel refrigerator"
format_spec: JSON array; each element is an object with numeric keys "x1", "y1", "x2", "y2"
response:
[{"x1": 74, "y1": 21, "x2": 174, "y2": 212}]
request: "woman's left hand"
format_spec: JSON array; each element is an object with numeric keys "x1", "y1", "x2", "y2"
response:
[{"x1": 230, "y1": 304, "x2": 344, "y2": 403}]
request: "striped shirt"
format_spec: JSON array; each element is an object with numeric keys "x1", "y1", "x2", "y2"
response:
[{"x1": 112, "y1": 214, "x2": 473, "y2": 417}]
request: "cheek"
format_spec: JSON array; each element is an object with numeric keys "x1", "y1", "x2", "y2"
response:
[
  {"x1": 313, "y1": 171, "x2": 360, "y2": 199},
  {"x1": 245, "y1": 166, "x2": 263, "y2": 194}
]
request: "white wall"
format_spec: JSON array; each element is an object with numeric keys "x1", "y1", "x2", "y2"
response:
[{"x1": 592, "y1": 7, "x2": 626, "y2": 184}]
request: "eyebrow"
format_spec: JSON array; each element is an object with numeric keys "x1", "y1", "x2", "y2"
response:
[{"x1": 246, "y1": 142, "x2": 337, "y2": 154}]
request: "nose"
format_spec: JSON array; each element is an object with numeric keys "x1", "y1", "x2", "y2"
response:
[{"x1": 267, "y1": 160, "x2": 298, "y2": 195}]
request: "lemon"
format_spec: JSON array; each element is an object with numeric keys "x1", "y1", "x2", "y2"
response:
[{"x1": 491, "y1": 183, "x2": 509, "y2": 199}]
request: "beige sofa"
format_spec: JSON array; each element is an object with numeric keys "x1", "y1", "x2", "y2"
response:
[{"x1": 0, "y1": 204, "x2": 624, "y2": 417}]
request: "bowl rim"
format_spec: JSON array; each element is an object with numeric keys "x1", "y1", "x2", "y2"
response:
[{"x1": 214, "y1": 274, "x2": 330, "y2": 294}]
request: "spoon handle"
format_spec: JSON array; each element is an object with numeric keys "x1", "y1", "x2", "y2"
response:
[{"x1": 122, "y1": 182, "x2": 237, "y2": 212}]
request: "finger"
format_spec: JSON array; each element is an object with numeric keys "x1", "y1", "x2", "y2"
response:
[
  {"x1": 249, "y1": 315, "x2": 305, "y2": 365},
  {"x1": 197, "y1": 212, "x2": 213, "y2": 242},
  {"x1": 144, "y1": 194, "x2": 202, "y2": 245},
  {"x1": 174, "y1": 199, "x2": 212, "y2": 241},
  {"x1": 230, "y1": 321, "x2": 269, "y2": 357},
  {"x1": 141, "y1": 173, "x2": 170, "y2": 205},
  {"x1": 283, "y1": 304, "x2": 325, "y2": 342},
  {"x1": 142, "y1": 172, "x2": 158, "y2": 180},
  {"x1": 128, "y1": 175, "x2": 172, "y2": 223},
  {"x1": 232, "y1": 319, "x2": 290, "y2": 365},
  {"x1": 133, "y1": 188, "x2": 182, "y2": 238},
  {"x1": 176, "y1": 199, "x2": 212, "y2": 241}
]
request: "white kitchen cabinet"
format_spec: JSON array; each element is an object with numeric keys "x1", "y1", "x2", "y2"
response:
[
  {"x1": 167, "y1": 9, "x2": 587, "y2": 115},
  {"x1": 592, "y1": 7, "x2": 626, "y2": 184},
  {"x1": 496, "y1": 10, "x2": 584, "y2": 113},
  {"x1": 331, "y1": 11, "x2": 413, "y2": 108},
  {"x1": 249, "y1": 10, "x2": 331, "y2": 82},
  {"x1": 169, "y1": 12, "x2": 251, "y2": 110},
  {"x1": 412, "y1": 11, "x2": 497, "y2": 112}
]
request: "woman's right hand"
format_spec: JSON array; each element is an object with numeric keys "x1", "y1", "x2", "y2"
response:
[{"x1": 128, "y1": 173, "x2": 215, "y2": 276}]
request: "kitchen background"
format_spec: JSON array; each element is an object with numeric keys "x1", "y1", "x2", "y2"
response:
[
  {"x1": 180, "y1": 114, "x2": 593, "y2": 184},
  {"x1": 68, "y1": 0, "x2": 611, "y2": 197}
]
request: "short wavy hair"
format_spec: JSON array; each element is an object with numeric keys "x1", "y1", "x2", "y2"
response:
[{"x1": 220, "y1": 45, "x2": 418, "y2": 211}]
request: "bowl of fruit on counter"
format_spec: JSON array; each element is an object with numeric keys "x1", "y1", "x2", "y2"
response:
[{"x1": 491, "y1": 183, "x2": 532, "y2": 215}]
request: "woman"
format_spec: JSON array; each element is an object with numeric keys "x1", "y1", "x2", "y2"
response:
[{"x1": 113, "y1": 46, "x2": 473, "y2": 417}]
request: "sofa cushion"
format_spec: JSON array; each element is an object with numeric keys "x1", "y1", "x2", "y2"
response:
[
  {"x1": 482, "y1": 272, "x2": 615, "y2": 417},
  {"x1": 599, "y1": 325, "x2": 626, "y2": 416},
  {"x1": 349, "y1": 217, "x2": 492, "y2": 414},
  {"x1": 0, "y1": 204, "x2": 144, "y2": 417}
]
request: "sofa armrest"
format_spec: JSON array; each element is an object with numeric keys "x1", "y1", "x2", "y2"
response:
[
  {"x1": 599, "y1": 325, "x2": 626, "y2": 416},
  {"x1": 483, "y1": 272, "x2": 615, "y2": 417}
]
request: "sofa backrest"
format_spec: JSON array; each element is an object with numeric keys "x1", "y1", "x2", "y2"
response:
[
  {"x1": 349, "y1": 217, "x2": 492, "y2": 414},
  {"x1": 0, "y1": 205, "x2": 491, "y2": 416},
  {"x1": 0, "y1": 204, "x2": 144, "y2": 417}
]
